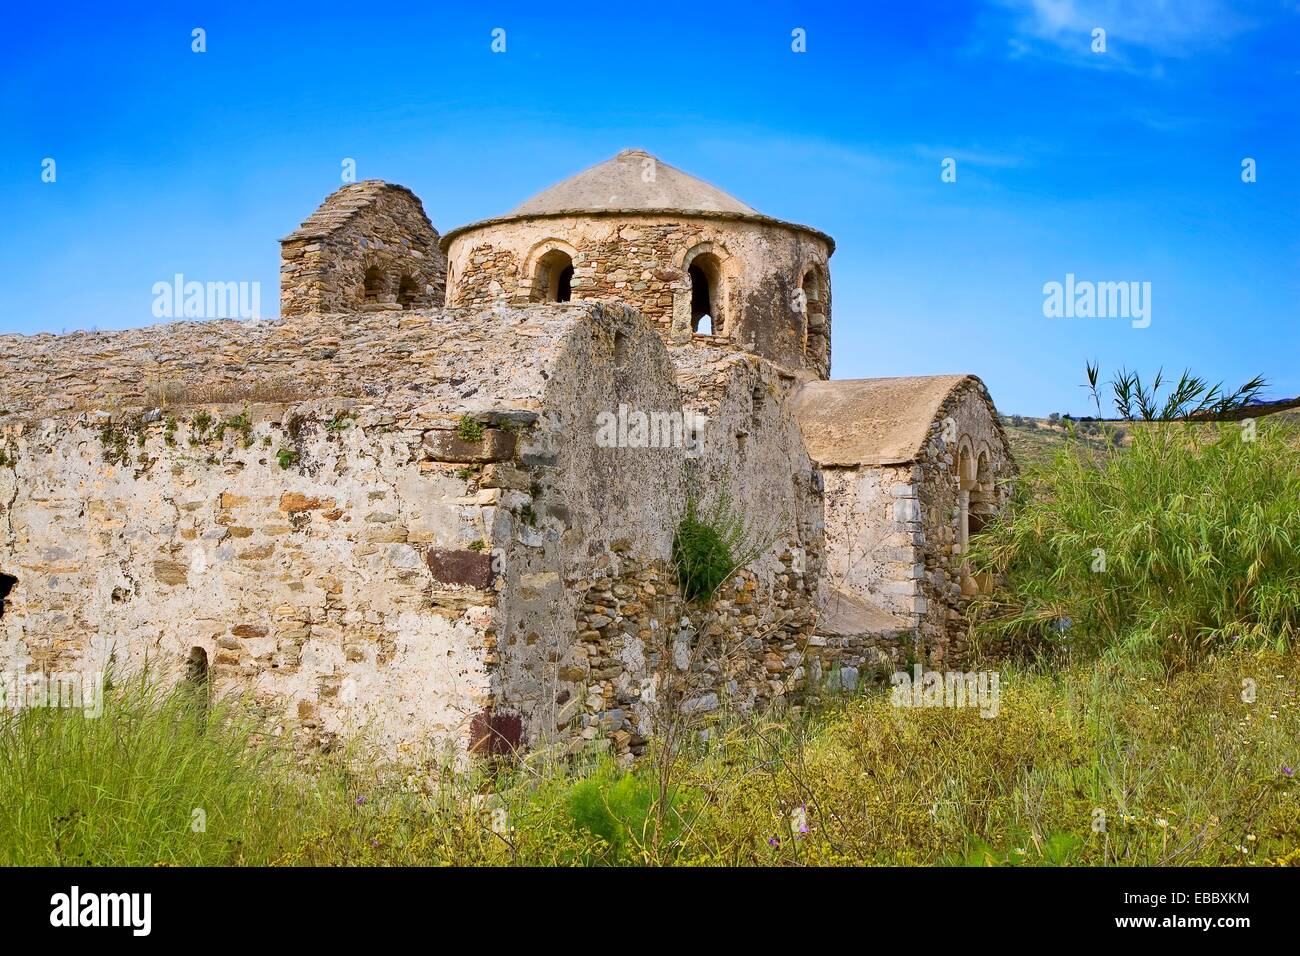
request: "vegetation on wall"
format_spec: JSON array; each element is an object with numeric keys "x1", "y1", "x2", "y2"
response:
[
  {"x1": 671, "y1": 495, "x2": 757, "y2": 603},
  {"x1": 455, "y1": 415, "x2": 485, "y2": 443}
]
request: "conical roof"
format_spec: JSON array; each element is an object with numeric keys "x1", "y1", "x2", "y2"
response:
[
  {"x1": 441, "y1": 149, "x2": 834, "y2": 251},
  {"x1": 508, "y1": 149, "x2": 758, "y2": 217}
]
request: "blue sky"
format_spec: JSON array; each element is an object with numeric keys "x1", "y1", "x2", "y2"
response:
[{"x1": 1, "y1": 0, "x2": 1297, "y2": 414}]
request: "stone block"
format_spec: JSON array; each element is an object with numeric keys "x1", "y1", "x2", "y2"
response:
[
  {"x1": 153, "y1": 560, "x2": 188, "y2": 586},
  {"x1": 480, "y1": 462, "x2": 531, "y2": 491},
  {"x1": 425, "y1": 548, "x2": 495, "y2": 589},
  {"x1": 422, "y1": 428, "x2": 516, "y2": 464},
  {"x1": 279, "y1": 492, "x2": 334, "y2": 513}
]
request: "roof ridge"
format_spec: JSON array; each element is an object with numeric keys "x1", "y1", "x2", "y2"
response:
[{"x1": 282, "y1": 180, "x2": 431, "y2": 242}]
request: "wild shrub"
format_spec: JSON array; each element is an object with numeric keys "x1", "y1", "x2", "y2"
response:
[
  {"x1": 969, "y1": 418, "x2": 1300, "y2": 668},
  {"x1": 456, "y1": 415, "x2": 485, "y2": 442},
  {"x1": 565, "y1": 769, "x2": 686, "y2": 863},
  {"x1": 671, "y1": 496, "x2": 751, "y2": 602}
]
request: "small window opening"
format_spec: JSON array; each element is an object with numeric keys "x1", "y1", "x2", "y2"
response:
[
  {"x1": 186, "y1": 646, "x2": 209, "y2": 686},
  {"x1": 955, "y1": 447, "x2": 984, "y2": 596},
  {"x1": 533, "y1": 250, "x2": 574, "y2": 303},
  {"x1": 969, "y1": 452, "x2": 994, "y2": 536},
  {"x1": 363, "y1": 266, "x2": 383, "y2": 304},
  {"x1": 688, "y1": 253, "x2": 723, "y2": 335},
  {"x1": 690, "y1": 265, "x2": 712, "y2": 334},
  {"x1": 397, "y1": 275, "x2": 420, "y2": 309},
  {"x1": 801, "y1": 267, "x2": 827, "y2": 355},
  {"x1": 0, "y1": 572, "x2": 16, "y2": 618}
]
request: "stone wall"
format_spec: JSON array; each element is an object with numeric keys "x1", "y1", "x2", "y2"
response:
[
  {"x1": 0, "y1": 308, "x2": 569, "y2": 421},
  {"x1": 0, "y1": 305, "x2": 583, "y2": 760},
  {"x1": 280, "y1": 181, "x2": 446, "y2": 317},
  {"x1": 443, "y1": 213, "x2": 832, "y2": 378},
  {"x1": 0, "y1": 401, "x2": 500, "y2": 757},
  {"x1": 481, "y1": 333, "x2": 827, "y2": 762},
  {"x1": 815, "y1": 378, "x2": 1014, "y2": 667},
  {"x1": 821, "y1": 462, "x2": 919, "y2": 619},
  {"x1": 0, "y1": 302, "x2": 828, "y2": 762},
  {"x1": 911, "y1": 380, "x2": 1015, "y2": 662}
]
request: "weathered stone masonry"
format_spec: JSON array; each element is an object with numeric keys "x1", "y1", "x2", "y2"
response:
[
  {"x1": 280, "y1": 180, "x2": 446, "y2": 318},
  {"x1": 794, "y1": 376, "x2": 1015, "y2": 666},
  {"x1": 441, "y1": 150, "x2": 834, "y2": 379},
  {"x1": 0, "y1": 305, "x2": 827, "y2": 761},
  {"x1": 1, "y1": 148, "x2": 1018, "y2": 763}
]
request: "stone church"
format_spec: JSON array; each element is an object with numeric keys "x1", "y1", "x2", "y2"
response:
[{"x1": 0, "y1": 150, "x2": 1013, "y2": 761}]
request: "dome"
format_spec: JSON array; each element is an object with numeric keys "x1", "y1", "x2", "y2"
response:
[
  {"x1": 441, "y1": 149, "x2": 833, "y2": 251},
  {"x1": 508, "y1": 149, "x2": 759, "y2": 217}
]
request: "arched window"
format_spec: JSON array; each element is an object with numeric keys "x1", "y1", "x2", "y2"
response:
[
  {"x1": 800, "y1": 266, "x2": 828, "y2": 355},
  {"x1": 533, "y1": 249, "x2": 574, "y2": 303},
  {"x1": 969, "y1": 451, "x2": 993, "y2": 535},
  {"x1": 397, "y1": 275, "x2": 420, "y2": 309},
  {"x1": 955, "y1": 444, "x2": 981, "y2": 595},
  {"x1": 362, "y1": 266, "x2": 384, "y2": 304},
  {"x1": 688, "y1": 253, "x2": 723, "y2": 334}
]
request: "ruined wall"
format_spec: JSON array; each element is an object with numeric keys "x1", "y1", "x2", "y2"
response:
[
  {"x1": 812, "y1": 379, "x2": 1014, "y2": 667},
  {"x1": 0, "y1": 302, "x2": 828, "y2": 762},
  {"x1": 465, "y1": 330, "x2": 828, "y2": 763},
  {"x1": 820, "y1": 462, "x2": 920, "y2": 620},
  {"x1": 443, "y1": 214, "x2": 832, "y2": 378},
  {"x1": 0, "y1": 401, "x2": 500, "y2": 757},
  {"x1": 476, "y1": 304, "x2": 689, "y2": 755},
  {"x1": 912, "y1": 381, "x2": 1015, "y2": 663},
  {"x1": 280, "y1": 181, "x2": 446, "y2": 317},
  {"x1": 0, "y1": 305, "x2": 594, "y2": 760}
]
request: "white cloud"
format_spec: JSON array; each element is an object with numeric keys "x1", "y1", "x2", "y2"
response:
[{"x1": 990, "y1": 0, "x2": 1265, "y2": 70}]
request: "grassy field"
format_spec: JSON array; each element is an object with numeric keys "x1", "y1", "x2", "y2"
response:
[
  {"x1": 2, "y1": 413, "x2": 1297, "y2": 867},
  {"x1": 1, "y1": 650, "x2": 1297, "y2": 866},
  {"x1": 1000, "y1": 406, "x2": 1300, "y2": 465}
]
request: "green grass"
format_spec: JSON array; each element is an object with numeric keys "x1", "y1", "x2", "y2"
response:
[
  {"x1": 0, "y1": 677, "x2": 330, "y2": 865},
  {"x1": 2, "y1": 652, "x2": 1296, "y2": 866},
  {"x1": 972, "y1": 418, "x2": 1300, "y2": 669}
]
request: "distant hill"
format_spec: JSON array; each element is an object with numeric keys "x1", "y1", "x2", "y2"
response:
[
  {"x1": 999, "y1": 416, "x2": 1118, "y2": 463},
  {"x1": 1001, "y1": 404, "x2": 1300, "y2": 465}
]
